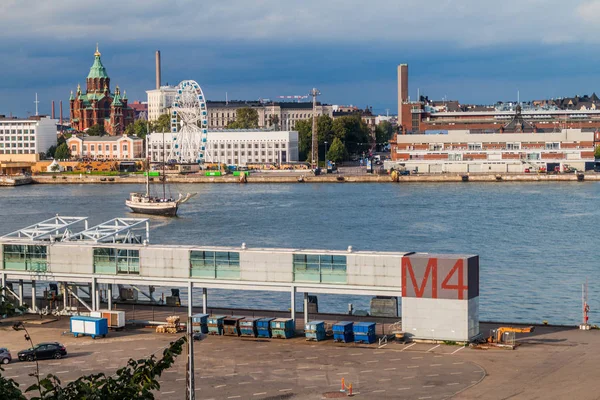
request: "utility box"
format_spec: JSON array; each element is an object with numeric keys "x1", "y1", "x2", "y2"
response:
[
  {"x1": 71, "y1": 316, "x2": 108, "y2": 339},
  {"x1": 90, "y1": 310, "x2": 126, "y2": 330}
]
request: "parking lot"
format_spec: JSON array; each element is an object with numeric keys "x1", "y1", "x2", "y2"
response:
[{"x1": 1, "y1": 320, "x2": 483, "y2": 400}]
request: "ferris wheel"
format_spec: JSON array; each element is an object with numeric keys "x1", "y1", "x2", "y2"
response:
[{"x1": 171, "y1": 80, "x2": 208, "y2": 163}]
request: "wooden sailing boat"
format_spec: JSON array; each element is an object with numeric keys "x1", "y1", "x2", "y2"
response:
[{"x1": 126, "y1": 130, "x2": 196, "y2": 217}]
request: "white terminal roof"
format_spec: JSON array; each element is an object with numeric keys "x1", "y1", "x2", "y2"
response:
[
  {"x1": 67, "y1": 217, "x2": 149, "y2": 244},
  {"x1": 1, "y1": 215, "x2": 88, "y2": 241}
]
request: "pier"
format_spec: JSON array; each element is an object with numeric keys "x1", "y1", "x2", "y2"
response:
[{"x1": 0, "y1": 215, "x2": 480, "y2": 342}]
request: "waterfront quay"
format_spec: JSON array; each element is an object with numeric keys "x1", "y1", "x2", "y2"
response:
[
  {"x1": 27, "y1": 171, "x2": 600, "y2": 184},
  {"x1": 2, "y1": 316, "x2": 599, "y2": 399}
]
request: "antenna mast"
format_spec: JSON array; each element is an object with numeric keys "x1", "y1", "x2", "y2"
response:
[{"x1": 34, "y1": 93, "x2": 40, "y2": 116}]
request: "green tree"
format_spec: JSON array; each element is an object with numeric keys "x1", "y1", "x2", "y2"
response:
[
  {"x1": 87, "y1": 124, "x2": 106, "y2": 136},
  {"x1": 53, "y1": 143, "x2": 71, "y2": 160},
  {"x1": 227, "y1": 108, "x2": 259, "y2": 129},
  {"x1": 595, "y1": 146, "x2": 600, "y2": 159},
  {"x1": 326, "y1": 137, "x2": 348, "y2": 163},
  {"x1": 152, "y1": 114, "x2": 171, "y2": 133},
  {"x1": 295, "y1": 119, "x2": 312, "y2": 161},
  {"x1": 46, "y1": 145, "x2": 57, "y2": 159},
  {"x1": 375, "y1": 121, "x2": 394, "y2": 151},
  {"x1": 125, "y1": 120, "x2": 149, "y2": 139},
  {"x1": 332, "y1": 114, "x2": 370, "y2": 156}
]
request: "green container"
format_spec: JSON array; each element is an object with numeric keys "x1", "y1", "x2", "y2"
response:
[
  {"x1": 233, "y1": 171, "x2": 240, "y2": 176},
  {"x1": 205, "y1": 171, "x2": 222, "y2": 176},
  {"x1": 144, "y1": 171, "x2": 160, "y2": 177}
]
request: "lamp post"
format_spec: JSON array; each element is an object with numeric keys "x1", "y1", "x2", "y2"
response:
[{"x1": 324, "y1": 141, "x2": 328, "y2": 169}]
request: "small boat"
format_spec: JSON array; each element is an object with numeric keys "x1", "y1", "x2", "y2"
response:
[
  {"x1": 126, "y1": 192, "x2": 194, "y2": 217},
  {"x1": 126, "y1": 130, "x2": 196, "y2": 217}
]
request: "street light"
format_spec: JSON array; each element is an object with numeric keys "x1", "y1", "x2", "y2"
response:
[{"x1": 324, "y1": 141, "x2": 328, "y2": 168}]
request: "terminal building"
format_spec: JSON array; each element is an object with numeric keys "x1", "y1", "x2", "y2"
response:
[
  {"x1": 147, "y1": 130, "x2": 299, "y2": 165},
  {"x1": 0, "y1": 215, "x2": 480, "y2": 342}
]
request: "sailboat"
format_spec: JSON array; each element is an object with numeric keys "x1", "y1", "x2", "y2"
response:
[{"x1": 126, "y1": 130, "x2": 196, "y2": 217}]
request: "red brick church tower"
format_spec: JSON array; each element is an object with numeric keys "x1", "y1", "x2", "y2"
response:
[{"x1": 69, "y1": 45, "x2": 134, "y2": 135}]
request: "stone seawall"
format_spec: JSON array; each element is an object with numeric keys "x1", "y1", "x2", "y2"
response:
[{"x1": 28, "y1": 173, "x2": 600, "y2": 184}]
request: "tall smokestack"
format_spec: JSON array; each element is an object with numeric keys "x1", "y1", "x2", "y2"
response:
[
  {"x1": 397, "y1": 63, "x2": 408, "y2": 128},
  {"x1": 51, "y1": 101, "x2": 55, "y2": 119},
  {"x1": 156, "y1": 50, "x2": 161, "y2": 90},
  {"x1": 59, "y1": 101, "x2": 63, "y2": 125}
]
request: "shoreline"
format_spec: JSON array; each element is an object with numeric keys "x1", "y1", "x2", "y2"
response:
[{"x1": 25, "y1": 172, "x2": 600, "y2": 184}]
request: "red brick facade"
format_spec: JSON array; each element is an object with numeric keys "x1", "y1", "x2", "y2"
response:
[{"x1": 69, "y1": 48, "x2": 134, "y2": 135}]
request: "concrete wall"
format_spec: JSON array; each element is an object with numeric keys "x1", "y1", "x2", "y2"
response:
[
  {"x1": 49, "y1": 245, "x2": 94, "y2": 274},
  {"x1": 139, "y1": 247, "x2": 189, "y2": 279},
  {"x1": 402, "y1": 297, "x2": 474, "y2": 341},
  {"x1": 347, "y1": 254, "x2": 403, "y2": 287},
  {"x1": 240, "y1": 251, "x2": 293, "y2": 282}
]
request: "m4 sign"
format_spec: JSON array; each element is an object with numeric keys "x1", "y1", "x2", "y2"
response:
[{"x1": 401, "y1": 255, "x2": 479, "y2": 300}]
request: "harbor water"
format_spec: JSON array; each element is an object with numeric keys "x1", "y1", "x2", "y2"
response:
[{"x1": 1, "y1": 182, "x2": 598, "y2": 325}]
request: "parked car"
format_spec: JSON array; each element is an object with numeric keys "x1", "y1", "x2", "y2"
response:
[
  {"x1": 0, "y1": 348, "x2": 12, "y2": 364},
  {"x1": 18, "y1": 342, "x2": 67, "y2": 361}
]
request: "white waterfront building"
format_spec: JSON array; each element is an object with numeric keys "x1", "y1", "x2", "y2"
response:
[
  {"x1": 146, "y1": 86, "x2": 178, "y2": 122},
  {"x1": 147, "y1": 130, "x2": 299, "y2": 165},
  {"x1": 0, "y1": 117, "x2": 57, "y2": 162}
]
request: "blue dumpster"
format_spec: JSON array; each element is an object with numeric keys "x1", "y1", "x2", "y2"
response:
[
  {"x1": 333, "y1": 321, "x2": 354, "y2": 343},
  {"x1": 257, "y1": 317, "x2": 276, "y2": 338},
  {"x1": 353, "y1": 322, "x2": 376, "y2": 344},
  {"x1": 271, "y1": 318, "x2": 295, "y2": 339},
  {"x1": 305, "y1": 320, "x2": 326, "y2": 341},
  {"x1": 192, "y1": 313, "x2": 209, "y2": 334},
  {"x1": 207, "y1": 315, "x2": 225, "y2": 335},
  {"x1": 240, "y1": 318, "x2": 259, "y2": 337},
  {"x1": 70, "y1": 316, "x2": 108, "y2": 339}
]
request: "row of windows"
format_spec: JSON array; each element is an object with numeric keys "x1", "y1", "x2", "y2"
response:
[
  {"x1": 0, "y1": 143, "x2": 36, "y2": 148},
  {"x1": 78, "y1": 144, "x2": 127, "y2": 152},
  {"x1": 0, "y1": 149, "x2": 36, "y2": 154},
  {"x1": 292, "y1": 254, "x2": 347, "y2": 284},
  {"x1": 207, "y1": 143, "x2": 286, "y2": 150},
  {"x1": 212, "y1": 150, "x2": 282, "y2": 157},
  {"x1": 3, "y1": 246, "x2": 347, "y2": 284},
  {"x1": 0, "y1": 136, "x2": 36, "y2": 141},
  {"x1": 3, "y1": 245, "x2": 47, "y2": 272},
  {"x1": 0, "y1": 130, "x2": 35, "y2": 134}
]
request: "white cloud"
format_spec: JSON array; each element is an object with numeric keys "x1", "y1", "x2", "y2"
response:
[{"x1": 0, "y1": 0, "x2": 595, "y2": 47}]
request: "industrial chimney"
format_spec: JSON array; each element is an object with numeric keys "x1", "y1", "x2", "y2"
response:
[
  {"x1": 59, "y1": 101, "x2": 63, "y2": 125},
  {"x1": 156, "y1": 50, "x2": 161, "y2": 90},
  {"x1": 51, "y1": 101, "x2": 55, "y2": 119}
]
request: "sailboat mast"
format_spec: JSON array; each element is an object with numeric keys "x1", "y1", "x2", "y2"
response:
[
  {"x1": 162, "y1": 130, "x2": 166, "y2": 199},
  {"x1": 146, "y1": 123, "x2": 150, "y2": 197}
]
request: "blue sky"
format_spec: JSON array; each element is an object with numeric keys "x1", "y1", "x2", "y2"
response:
[{"x1": 2, "y1": 0, "x2": 600, "y2": 116}]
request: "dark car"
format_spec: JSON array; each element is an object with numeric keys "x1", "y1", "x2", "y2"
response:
[
  {"x1": 18, "y1": 342, "x2": 67, "y2": 361},
  {"x1": 0, "y1": 348, "x2": 11, "y2": 364}
]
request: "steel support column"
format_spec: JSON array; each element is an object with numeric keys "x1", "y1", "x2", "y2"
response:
[
  {"x1": 18, "y1": 280, "x2": 24, "y2": 307},
  {"x1": 188, "y1": 281, "x2": 193, "y2": 317},
  {"x1": 31, "y1": 280, "x2": 37, "y2": 313},
  {"x1": 303, "y1": 292, "x2": 309, "y2": 325},
  {"x1": 202, "y1": 288, "x2": 207, "y2": 314},
  {"x1": 91, "y1": 278, "x2": 97, "y2": 311},
  {"x1": 107, "y1": 284, "x2": 113, "y2": 310},
  {"x1": 290, "y1": 286, "x2": 296, "y2": 322},
  {"x1": 0, "y1": 273, "x2": 6, "y2": 298}
]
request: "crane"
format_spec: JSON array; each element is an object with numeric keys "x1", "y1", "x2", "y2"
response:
[{"x1": 487, "y1": 326, "x2": 535, "y2": 344}]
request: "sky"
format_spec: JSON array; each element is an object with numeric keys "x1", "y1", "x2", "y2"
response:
[{"x1": 2, "y1": 0, "x2": 600, "y2": 116}]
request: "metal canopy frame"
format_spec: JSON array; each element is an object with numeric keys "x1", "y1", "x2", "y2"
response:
[
  {"x1": 68, "y1": 218, "x2": 150, "y2": 244},
  {"x1": 1, "y1": 215, "x2": 88, "y2": 242}
]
